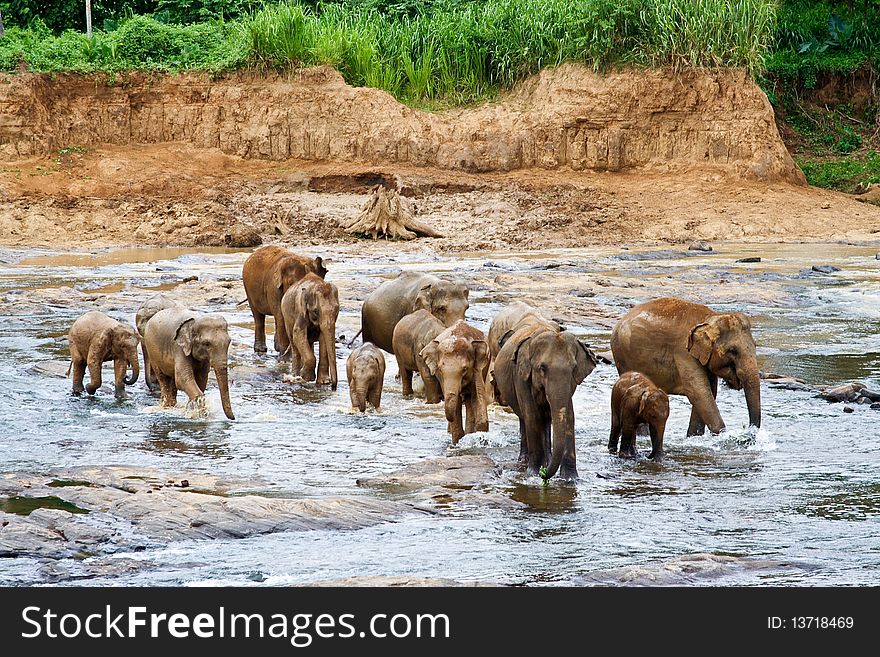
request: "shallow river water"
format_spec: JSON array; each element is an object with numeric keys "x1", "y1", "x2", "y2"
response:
[{"x1": 0, "y1": 243, "x2": 878, "y2": 586}]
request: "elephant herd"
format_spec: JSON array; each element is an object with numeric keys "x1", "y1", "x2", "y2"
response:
[{"x1": 66, "y1": 245, "x2": 763, "y2": 482}]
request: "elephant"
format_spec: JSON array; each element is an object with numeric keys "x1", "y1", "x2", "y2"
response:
[
  {"x1": 142, "y1": 307, "x2": 235, "y2": 420},
  {"x1": 487, "y1": 301, "x2": 561, "y2": 404},
  {"x1": 346, "y1": 342, "x2": 386, "y2": 412},
  {"x1": 280, "y1": 273, "x2": 340, "y2": 389},
  {"x1": 67, "y1": 311, "x2": 140, "y2": 399},
  {"x1": 360, "y1": 271, "x2": 469, "y2": 353},
  {"x1": 391, "y1": 309, "x2": 446, "y2": 403},
  {"x1": 419, "y1": 320, "x2": 490, "y2": 445},
  {"x1": 135, "y1": 294, "x2": 181, "y2": 393},
  {"x1": 493, "y1": 317, "x2": 599, "y2": 481},
  {"x1": 242, "y1": 245, "x2": 327, "y2": 356},
  {"x1": 610, "y1": 297, "x2": 761, "y2": 437},
  {"x1": 608, "y1": 371, "x2": 670, "y2": 461}
]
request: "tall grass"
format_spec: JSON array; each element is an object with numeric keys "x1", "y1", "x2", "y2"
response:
[{"x1": 0, "y1": 0, "x2": 779, "y2": 104}]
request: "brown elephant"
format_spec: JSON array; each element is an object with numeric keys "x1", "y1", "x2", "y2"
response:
[
  {"x1": 487, "y1": 301, "x2": 561, "y2": 404},
  {"x1": 391, "y1": 309, "x2": 446, "y2": 403},
  {"x1": 280, "y1": 273, "x2": 340, "y2": 389},
  {"x1": 346, "y1": 342, "x2": 385, "y2": 412},
  {"x1": 142, "y1": 307, "x2": 235, "y2": 420},
  {"x1": 242, "y1": 245, "x2": 327, "y2": 356},
  {"x1": 67, "y1": 311, "x2": 140, "y2": 399},
  {"x1": 420, "y1": 320, "x2": 490, "y2": 445},
  {"x1": 610, "y1": 297, "x2": 761, "y2": 436},
  {"x1": 135, "y1": 294, "x2": 181, "y2": 393},
  {"x1": 609, "y1": 371, "x2": 670, "y2": 461},
  {"x1": 361, "y1": 271, "x2": 469, "y2": 353},
  {"x1": 493, "y1": 317, "x2": 599, "y2": 481}
]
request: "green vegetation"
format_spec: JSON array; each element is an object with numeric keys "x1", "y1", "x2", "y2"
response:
[
  {"x1": 1, "y1": 1, "x2": 879, "y2": 191},
  {"x1": 798, "y1": 152, "x2": 880, "y2": 190}
]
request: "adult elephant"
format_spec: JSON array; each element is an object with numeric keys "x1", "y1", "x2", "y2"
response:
[
  {"x1": 610, "y1": 297, "x2": 761, "y2": 436},
  {"x1": 242, "y1": 246, "x2": 327, "y2": 356},
  {"x1": 135, "y1": 294, "x2": 181, "y2": 392},
  {"x1": 143, "y1": 307, "x2": 235, "y2": 420},
  {"x1": 360, "y1": 271, "x2": 469, "y2": 353},
  {"x1": 494, "y1": 317, "x2": 599, "y2": 481}
]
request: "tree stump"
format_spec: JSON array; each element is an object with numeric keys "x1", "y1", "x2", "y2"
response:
[{"x1": 345, "y1": 185, "x2": 443, "y2": 240}]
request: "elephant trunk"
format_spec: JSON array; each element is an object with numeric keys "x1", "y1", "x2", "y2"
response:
[
  {"x1": 214, "y1": 364, "x2": 235, "y2": 420},
  {"x1": 542, "y1": 399, "x2": 577, "y2": 481},
  {"x1": 323, "y1": 330, "x2": 338, "y2": 391},
  {"x1": 352, "y1": 392, "x2": 367, "y2": 412},
  {"x1": 741, "y1": 364, "x2": 761, "y2": 429},
  {"x1": 123, "y1": 352, "x2": 139, "y2": 385}
]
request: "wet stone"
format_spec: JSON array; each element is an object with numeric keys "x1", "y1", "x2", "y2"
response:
[
  {"x1": 843, "y1": 406, "x2": 855, "y2": 413},
  {"x1": 688, "y1": 241, "x2": 713, "y2": 252},
  {"x1": 812, "y1": 265, "x2": 841, "y2": 274},
  {"x1": 736, "y1": 257, "x2": 761, "y2": 263}
]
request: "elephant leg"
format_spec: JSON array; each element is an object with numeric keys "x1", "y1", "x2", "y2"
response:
[
  {"x1": 85, "y1": 356, "x2": 103, "y2": 395},
  {"x1": 157, "y1": 372, "x2": 177, "y2": 408},
  {"x1": 648, "y1": 425, "x2": 664, "y2": 462},
  {"x1": 252, "y1": 310, "x2": 267, "y2": 354},
  {"x1": 194, "y1": 361, "x2": 210, "y2": 394},
  {"x1": 316, "y1": 339, "x2": 332, "y2": 386},
  {"x1": 175, "y1": 358, "x2": 206, "y2": 416},
  {"x1": 399, "y1": 363, "x2": 414, "y2": 398},
  {"x1": 517, "y1": 417, "x2": 529, "y2": 464},
  {"x1": 687, "y1": 376, "x2": 724, "y2": 436},
  {"x1": 71, "y1": 357, "x2": 86, "y2": 395},
  {"x1": 608, "y1": 412, "x2": 622, "y2": 454},
  {"x1": 368, "y1": 384, "x2": 382, "y2": 410},
  {"x1": 142, "y1": 344, "x2": 158, "y2": 392},
  {"x1": 292, "y1": 326, "x2": 316, "y2": 380},
  {"x1": 524, "y1": 415, "x2": 547, "y2": 475},
  {"x1": 416, "y1": 358, "x2": 442, "y2": 404},
  {"x1": 464, "y1": 394, "x2": 476, "y2": 435},
  {"x1": 687, "y1": 374, "x2": 718, "y2": 436},
  {"x1": 620, "y1": 419, "x2": 638, "y2": 458}
]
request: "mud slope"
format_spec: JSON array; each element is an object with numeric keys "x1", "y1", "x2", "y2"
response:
[{"x1": 0, "y1": 65, "x2": 800, "y2": 182}]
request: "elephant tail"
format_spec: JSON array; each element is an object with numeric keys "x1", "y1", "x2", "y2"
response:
[
  {"x1": 66, "y1": 360, "x2": 72, "y2": 377},
  {"x1": 236, "y1": 298, "x2": 249, "y2": 306},
  {"x1": 346, "y1": 328, "x2": 363, "y2": 348}
]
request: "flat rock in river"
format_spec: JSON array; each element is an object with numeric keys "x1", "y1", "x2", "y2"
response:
[{"x1": 356, "y1": 455, "x2": 500, "y2": 493}]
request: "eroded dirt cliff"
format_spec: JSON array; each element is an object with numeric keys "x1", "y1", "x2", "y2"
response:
[{"x1": 0, "y1": 64, "x2": 802, "y2": 183}]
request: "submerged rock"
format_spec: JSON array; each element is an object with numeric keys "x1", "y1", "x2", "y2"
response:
[
  {"x1": 736, "y1": 257, "x2": 761, "y2": 263},
  {"x1": 811, "y1": 265, "x2": 841, "y2": 274},
  {"x1": 357, "y1": 455, "x2": 499, "y2": 493},
  {"x1": 688, "y1": 241, "x2": 713, "y2": 252}
]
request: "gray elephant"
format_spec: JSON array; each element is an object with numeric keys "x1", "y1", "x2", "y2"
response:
[
  {"x1": 67, "y1": 311, "x2": 140, "y2": 399},
  {"x1": 493, "y1": 317, "x2": 599, "y2": 481},
  {"x1": 135, "y1": 294, "x2": 181, "y2": 393},
  {"x1": 142, "y1": 307, "x2": 235, "y2": 420},
  {"x1": 346, "y1": 342, "x2": 385, "y2": 412},
  {"x1": 487, "y1": 301, "x2": 561, "y2": 404},
  {"x1": 420, "y1": 320, "x2": 490, "y2": 444},
  {"x1": 609, "y1": 371, "x2": 669, "y2": 461},
  {"x1": 361, "y1": 271, "x2": 469, "y2": 353},
  {"x1": 280, "y1": 273, "x2": 340, "y2": 389},
  {"x1": 610, "y1": 297, "x2": 761, "y2": 436},
  {"x1": 391, "y1": 309, "x2": 446, "y2": 403}
]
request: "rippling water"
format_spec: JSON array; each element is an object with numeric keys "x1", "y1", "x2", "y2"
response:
[{"x1": 0, "y1": 243, "x2": 878, "y2": 586}]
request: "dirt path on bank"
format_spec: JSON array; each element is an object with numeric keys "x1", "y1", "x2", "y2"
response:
[{"x1": 0, "y1": 143, "x2": 878, "y2": 250}]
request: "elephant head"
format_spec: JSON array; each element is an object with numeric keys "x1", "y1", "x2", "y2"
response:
[
  {"x1": 687, "y1": 313, "x2": 761, "y2": 429},
  {"x1": 516, "y1": 330, "x2": 598, "y2": 481},
  {"x1": 95, "y1": 323, "x2": 140, "y2": 390},
  {"x1": 421, "y1": 324, "x2": 490, "y2": 435},
  {"x1": 175, "y1": 315, "x2": 235, "y2": 420},
  {"x1": 415, "y1": 281, "x2": 469, "y2": 327},
  {"x1": 274, "y1": 256, "x2": 327, "y2": 297}
]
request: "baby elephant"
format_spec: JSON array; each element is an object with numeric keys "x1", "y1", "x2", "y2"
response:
[
  {"x1": 391, "y1": 309, "x2": 446, "y2": 403},
  {"x1": 419, "y1": 320, "x2": 490, "y2": 445},
  {"x1": 67, "y1": 311, "x2": 140, "y2": 399},
  {"x1": 346, "y1": 342, "x2": 385, "y2": 412},
  {"x1": 609, "y1": 371, "x2": 669, "y2": 461},
  {"x1": 280, "y1": 273, "x2": 340, "y2": 389}
]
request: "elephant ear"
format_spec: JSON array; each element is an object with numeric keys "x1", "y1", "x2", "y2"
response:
[
  {"x1": 497, "y1": 328, "x2": 516, "y2": 350},
  {"x1": 420, "y1": 340, "x2": 441, "y2": 376},
  {"x1": 513, "y1": 337, "x2": 533, "y2": 384},
  {"x1": 175, "y1": 318, "x2": 196, "y2": 357},
  {"x1": 272, "y1": 268, "x2": 285, "y2": 296},
  {"x1": 574, "y1": 340, "x2": 599, "y2": 385},
  {"x1": 313, "y1": 256, "x2": 327, "y2": 279},
  {"x1": 93, "y1": 327, "x2": 113, "y2": 359},
  {"x1": 473, "y1": 339, "x2": 489, "y2": 371},
  {"x1": 687, "y1": 320, "x2": 718, "y2": 366},
  {"x1": 638, "y1": 390, "x2": 650, "y2": 418},
  {"x1": 414, "y1": 283, "x2": 434, "y2": 312}
]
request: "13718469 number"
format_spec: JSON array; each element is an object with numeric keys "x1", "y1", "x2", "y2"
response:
[{"x1": 790, "y1": 617, "x2": 854, "y2": 629}]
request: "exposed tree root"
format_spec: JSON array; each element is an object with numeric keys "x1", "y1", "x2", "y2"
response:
[{"x1": 345, "y1": 185, "x2": 443, "y2": 240}]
